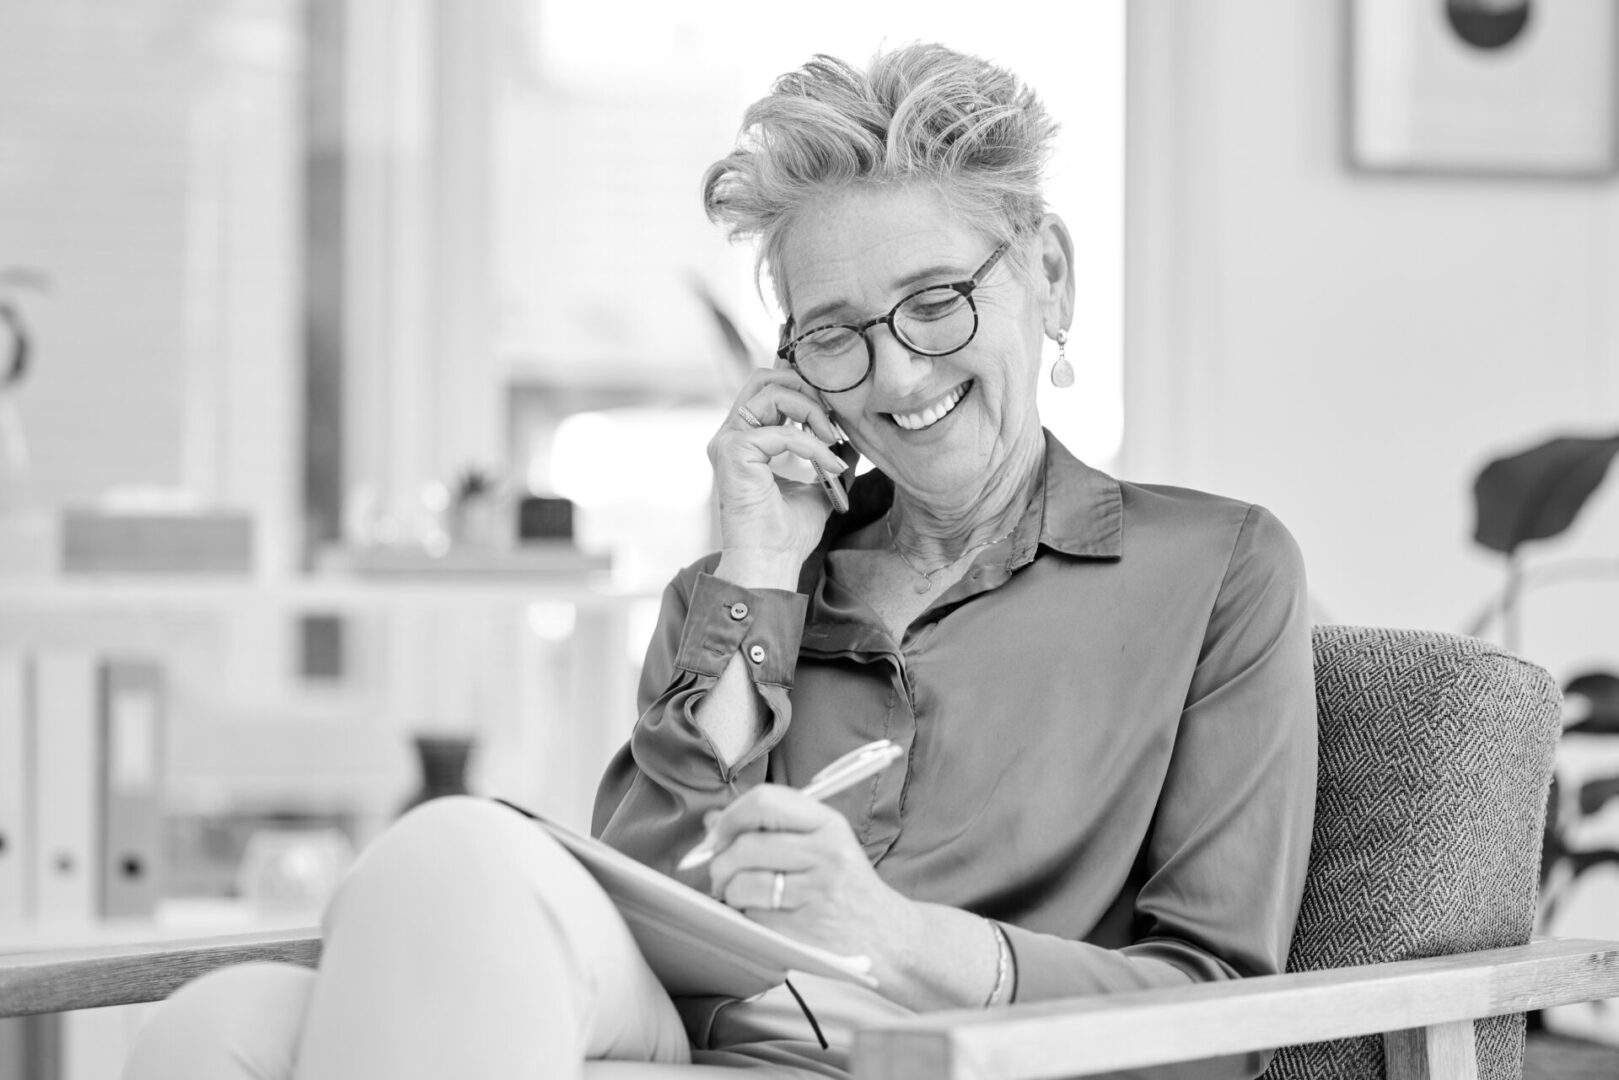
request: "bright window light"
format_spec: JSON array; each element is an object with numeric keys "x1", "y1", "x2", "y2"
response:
[
  {"x1": 525, "y1": 600, "x2": 577, "y2": 642},
  {"x1": 516, "y1": 0, "x2": 1125, "y2": 470},
  {"x1": 548, "y1": 407, "x2": 723, "y2": 510}
]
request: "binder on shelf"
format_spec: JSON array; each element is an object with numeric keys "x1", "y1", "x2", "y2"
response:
[
  {"x1": 0, "y1": 651, "x2": 31, "y2": 922},
  {"x1": 98, "y1": 658, "x2": 165, "y2": 918},
  {"x1": 0, "y1": 1018, "x2": 24, "y2": 1080},
  {"x1": 0, "y1": 651, "x2": 39, "y2": 1075},
  {"x1": 0, "y1": 1014, "x2": 58, "y2": 1080},
  {"x1": 32, "y1": 652, "x2": 99, "y2": 923}
]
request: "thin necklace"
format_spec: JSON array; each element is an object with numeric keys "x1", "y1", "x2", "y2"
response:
[{"x1": 885, "y1": 514, "x2": 1016, "y2": 594}]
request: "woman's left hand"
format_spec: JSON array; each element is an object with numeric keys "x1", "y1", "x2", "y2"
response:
[{"x1": 705, "y1": 784, "x2": 918, "y2": 980}]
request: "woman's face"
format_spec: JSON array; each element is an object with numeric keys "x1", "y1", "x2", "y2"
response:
[{"x1": 777, "y1": 185, "x2": 1056, "y2": 510}]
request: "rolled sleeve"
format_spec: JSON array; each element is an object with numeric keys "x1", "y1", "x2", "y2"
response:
[
  {"x1": 593, "y1": 565, "x2": 808, "y2": 883},
  {"x1": 674, "y1": 572, "x2": 806, "y2": 689}
]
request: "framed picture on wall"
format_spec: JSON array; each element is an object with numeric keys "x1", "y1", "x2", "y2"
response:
[{"x1": 1349, "y1": 0, "x2": 1619, "y2": 177}]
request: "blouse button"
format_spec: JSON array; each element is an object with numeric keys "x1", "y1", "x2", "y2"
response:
[
  {"x1": 747, "y1": 644, "x2": 767, "y2": 664},
  {"x1": 728, "y1": 601, "x2": 750, "y2": 620}
]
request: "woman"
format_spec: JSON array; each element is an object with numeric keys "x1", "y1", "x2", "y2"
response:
[{"x1": 124, "y1": 43, "x2": 1315, "y2": 1080}]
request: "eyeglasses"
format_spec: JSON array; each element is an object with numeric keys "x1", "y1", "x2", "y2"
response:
[{"x1": 776, "y1": 241, "x2": 1011, "y2": 393}]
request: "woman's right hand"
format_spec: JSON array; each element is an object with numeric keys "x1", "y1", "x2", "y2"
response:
[{"x1": 708, "y1": 370, "x2": 850, "y2": 589}]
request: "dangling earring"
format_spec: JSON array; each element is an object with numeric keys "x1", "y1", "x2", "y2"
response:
[{"x1": 1050, "y1": 328, "x2": 1074, "y2": 388}]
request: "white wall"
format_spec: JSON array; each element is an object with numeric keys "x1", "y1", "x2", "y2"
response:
[
  {"x1": 1125, "y1": 1, "x2": 1619, "y2": 1040},
  {"x1": 1124, "y1": 0, "x2": 1619, "y2": 651}
]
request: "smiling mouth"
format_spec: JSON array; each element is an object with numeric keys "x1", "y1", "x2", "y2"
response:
[{"x1": 889, "y1": 381, "x2": 973, "y2": 432}]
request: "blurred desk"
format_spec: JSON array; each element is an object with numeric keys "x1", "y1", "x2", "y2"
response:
[
  {"x1": 0, "y1": 571, "x2": 662, "y2": 841},
  {"x1": 0, "y1": 902, "x2": 322, "y2": 1080},
  {"x1": 0, "y1": 899, "x2": 318, "y2": 957},
  {"x1": 0, "y1": 570, "x2": 660, "y2": 1078},
  {"x1": 0, "y1": 572, "x2": 652, "y2": 611}
]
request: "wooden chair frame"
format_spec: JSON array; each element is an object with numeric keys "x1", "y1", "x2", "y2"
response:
[{"x1": 1, "y1": 928, "x2": 1615, "y2": 1079}]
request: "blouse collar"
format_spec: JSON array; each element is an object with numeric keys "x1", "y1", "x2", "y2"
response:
[{"x1": 797, "y1": 430, "x2": 1123, "y2": 594}]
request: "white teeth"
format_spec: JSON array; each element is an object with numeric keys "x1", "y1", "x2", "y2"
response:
[{"x1": 893, "y1": 383, "x2": 968, "y2": 431}]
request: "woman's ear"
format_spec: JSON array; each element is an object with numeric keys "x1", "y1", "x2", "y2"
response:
[{"x1": 1036, "y1": 213, "x2": 1076, "y2": 336}]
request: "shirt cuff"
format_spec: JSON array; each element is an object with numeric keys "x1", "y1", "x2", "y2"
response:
[
  {"x1": 673, "y1": 572, "x2": 808, "y2": 689},
  {"x1": 999, "y1": 923, "x2": 1197, "y2": 1002}
]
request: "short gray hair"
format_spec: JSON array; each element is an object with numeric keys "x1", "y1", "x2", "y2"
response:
[{"x1": 702, "y1": 43, "x2": 1059, "y2": 309}]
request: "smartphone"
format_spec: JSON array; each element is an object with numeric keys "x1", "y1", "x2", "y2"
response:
[{"x1": 814, "y1": 439, "x2": 859, "y2": 514}]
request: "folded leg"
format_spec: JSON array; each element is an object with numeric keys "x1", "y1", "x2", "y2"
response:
[
  {"x1": 293, "y1": 796, "x2": 691, "y2": 1079},
  {"x1": 126, "y1": 797, "x2": 692, "y2": 1080},
  {"x1": 121, "y1": 962, "x2": 315, "y2": 1080}
]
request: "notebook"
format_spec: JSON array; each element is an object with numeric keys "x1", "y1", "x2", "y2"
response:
[{"x1": 492, "y1": 800, "x2": 877, "y2": 999}]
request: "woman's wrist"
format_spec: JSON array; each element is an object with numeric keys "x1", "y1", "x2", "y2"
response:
[
  {"x1": 878, "y1": 900, "x2": 1009, "y2": 1012},
  {"x1": 714, "y1": 549, "x2": 804, "y2": 591}
]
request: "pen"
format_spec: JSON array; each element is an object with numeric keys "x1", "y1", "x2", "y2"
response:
[{"x1": 675, "y1": 738, "x2": 904, "y2": 872}]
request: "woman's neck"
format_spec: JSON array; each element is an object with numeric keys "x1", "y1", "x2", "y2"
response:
[{"x1": 887, "y1": 434, "x2": 1044, "y2": 564}]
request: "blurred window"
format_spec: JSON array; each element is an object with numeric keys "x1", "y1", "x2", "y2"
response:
[
  {"x1": 498, "y1": 1, "x2": 1124, "y2": 464},
  {"x1": 498, "y1": 2, "x2": 1125, "y2": 582}
]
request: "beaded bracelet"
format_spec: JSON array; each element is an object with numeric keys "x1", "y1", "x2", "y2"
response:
[{"x1": 983, "y1": 919, "x2": 1013, "y2": 1008}]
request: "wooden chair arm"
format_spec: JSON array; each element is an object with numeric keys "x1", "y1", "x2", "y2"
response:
[
  {"x1": 3, "y1": 929, "x2": 1615, "y2": 1080},
  {"x1": 852, "y1": 937, "x2": 1619, "y2": 1080},
  {"x1": 0, "y1": 927, "x2": 320, "y2": 1017}
]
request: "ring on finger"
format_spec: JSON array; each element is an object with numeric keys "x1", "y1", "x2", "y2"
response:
[
  {"x1": 736, "y1": 404, "x2": 765, "y2": 429},
  {"x1": 770, "y1": 871, "x2": 786, "y2": 910}
]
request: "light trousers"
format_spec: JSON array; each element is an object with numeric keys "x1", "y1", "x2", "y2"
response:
[{"x1": 121, "y1": 796, "x2": 895, "y2": 1079}]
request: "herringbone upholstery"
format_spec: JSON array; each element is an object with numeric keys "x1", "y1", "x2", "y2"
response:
[{"x1": 1264, "y1": 626, "x2": 1562, "y2": 1080}]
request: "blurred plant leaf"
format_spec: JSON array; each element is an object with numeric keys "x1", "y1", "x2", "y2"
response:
[
  {"x1": 1563, "y1": 671, "x2": 1619, "y2": 736},
  {"x1": 1542, "y1": 847, "x2": 1619, "y2": 926},
  {"x1": 688, "y1": 274, "x2": 760, "y2": 386},
  {"x1": 0, "y1": 301, "x2": 27, "y2": 387},
  {"x1": 1471, "y1": 432, "x2": 1619, "y2": 554},
  {"x1": 1579, "y1": 776, "x2": 1619, "y2": 817},
  {"x1": 1563, "y1": 848, "x2": 1619, "y2": 879},
  {"x1": 0, "y1": 267, "x2": 46, "y2": 390},
  {"x1": 451, "y1": 466, "x2": 498, "y2": 503}
]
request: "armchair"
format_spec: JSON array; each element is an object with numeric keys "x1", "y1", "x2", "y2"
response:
[{"x1": 2, "y1": 626, "x2": 1617, "y2": 1079}]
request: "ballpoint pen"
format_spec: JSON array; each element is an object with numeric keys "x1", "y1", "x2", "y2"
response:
[{"x1": 675, "y1": 738, "x2": 905, "y2": 872}]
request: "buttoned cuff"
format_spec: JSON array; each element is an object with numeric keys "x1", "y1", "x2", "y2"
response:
[{"x1": 673, "y1": 572, "x2": 808, "y2": 688}]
